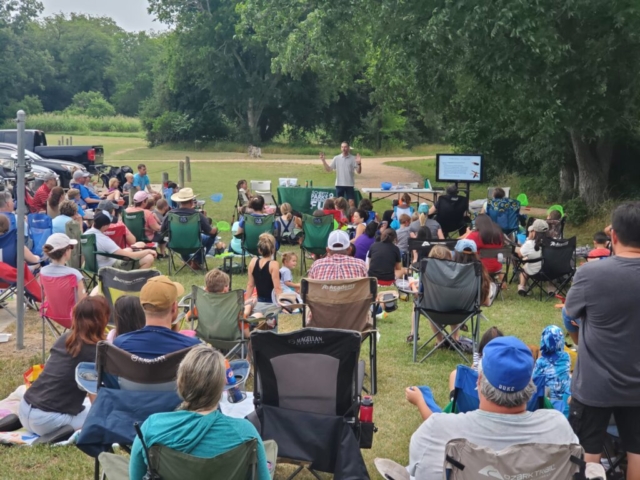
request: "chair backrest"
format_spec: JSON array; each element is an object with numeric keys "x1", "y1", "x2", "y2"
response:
[
  {"x1": 251, "y1": 328, "x2": 361, "y2": 416},
  {"x1": 250, "y1": 180, "x2": 271, "y2": 192},
  {"x1": 65, "y1": 221, "x2": 82, "y2": 270},
  {"x1": 98, "y1": 267, "x2": 161, "y2": 324},
  {"x1": 243, "y1": 214, "x2": 275, "y2": 255},
  {"x1": 301, "y1": 277, "x2": 377, "y2": 333},
  {"x1": 103, "y1": 223, "x2": 128, "y2": 249},
  {"x1": 0, "y1": 229, "x2": 18, "y2": 267},
  {"x1": 28, "y1": 213, "x2": 53, "y2": 258},
  {"x1": 366, "y1": 210, "x2": 376, "y2": 224},
  {"x1": 486, "y1": 198, "x2": 521, "y2": 235},
  {"x1": 192, "y1": 286, "x2": 244, "y2": 348},
  {"x1": 417, "y1": 258, "x2": 482, "y2": 325},
  {"x1": 40, "y1": 274, "x2": 77, "y2": 328},
  {"x1": 80, "y1": 234, "x2": 98, "y2": 275},
  {"x1": 408, "y1": 239, "x2": 457, "y2": 263},
  {"x1": 487, "y1": 187, "x2": 511, "y2": 199},
  {"x1": 436, "y1": 195, "x2": 469, "y2": 234},
  {"x1": 478, "y1": 245, "x2": 513, "y2": 262},
  {"x1": 96, "y1": 341, "x2": 193, "y2": 391},
  {"x1": 445, "y1": 439, "x2": 585, "y2": 480},
  {"x1": 147, "y1": 440, "x2": 258, "y2": 480},
  {"x1": 301, "y1": 214, "x2": 334, "y2": 256},
  {"x1": 167, "y1": 212, "x2": 202, "y2": 254},
  {"x1": 539, "y1": 237, "x2": 576, "y2": 280},
  {"x1": 122, "y1": 210, "x2": 146, "y2": 242},
  {"x1": 1, "y1": 212, "x2": 17, "y2": 231}
]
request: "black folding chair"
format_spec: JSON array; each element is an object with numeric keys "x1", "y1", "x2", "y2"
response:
[{"x1": 523, "y1": 236, "x2": 576, "y2": 301}]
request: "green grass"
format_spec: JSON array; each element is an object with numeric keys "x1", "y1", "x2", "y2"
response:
[{"x1": 0, "y1": 134, "x2": 607, "y2": 478}]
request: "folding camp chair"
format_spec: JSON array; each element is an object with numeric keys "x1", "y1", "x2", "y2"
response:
[
  {"x1": 479, "y1": 245, "x2": 513, "y2": 300},
  {"x1": 80, "y1": 234, "x2": 138, "y2": 291},
  {"x1": 122, "y1": 210, "x2": 145, "y2": 243},
  {"x1": 412, "y1": 257, "x2": 483, "y2": 363},
  {"x1": 603, "y1": 424, "x2": 627, "y2": 479},
  {"x1": 248, "y1": 328, "x2": 372, "y2": 479},
  {"x1": 190, "y1": 285, "x2": 253, "y2": 358},
  {"x1": 103, "y1": 223, "x2": 128, "y2": 249},
  {"x1": 407, "y1": 239, "x2": 457, "y2": 267},
  {"x1": 486, "y1": 198, "x2": 521, "y2": 236},
  {"x1": 300, "y1": 277, "x2": 378, "y2": 395},
  {"x1": 0, "y1": 229, "x2": 42, "y2": 314},
  {"x1": 98, "y1": 438, "x2": 267, "y2": 480},
  {"x1": 242, "y1": 213, "x2": 276, "y2": 269},
  {"x1": 98, "y1": 267, "x2": 161, "y2": 324},
  {"x1": 299, "y1": 213, "x2": 334, "y2": 275},
  {"x1": 40, "y1": 274, "x2": 78, "y2": 362},
  {"x1": 250, "y1": 180, "x2": 277, "y2": 207},
  {"x1": 166, "y1": 212, "x2": 208, "y2": 275},
  {"x1": 435, "y1": 194, "x2": 470, "y2": 238},
  {"x1": 76, "y1": 342, "x2": 193, "y2": 480},
  {"x1": 523, "y1": 236, "x2": 577, "y2": 301},
  {"x1": 27, "y1": 213, "x2": 53, "y2": 258},
  {"x1": 444, "y1": 439, "x2": 590, "y2": 480},
  {"x1": 65, "y1": 221, "x2": 82, "y2": 270}
]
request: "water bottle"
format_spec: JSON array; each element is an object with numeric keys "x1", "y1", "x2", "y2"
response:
[
  {"x1": 360, "y1": 396, "x2": 374, "y2": 423},
  {"x1": 305, "y1": 180, "x2": 309, "y2": 188},
  {"x1": 309, "y1": 180, "x2": 313, "y2": 187},
  {"x1": 498, "y1": 253, "x2": 504, "y2": 264},
  {"x1": 225, "y1": 359, "x2": 244, "y2": 403}
]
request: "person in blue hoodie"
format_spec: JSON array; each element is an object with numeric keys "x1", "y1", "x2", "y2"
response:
[{"x1": 129, "y1": 345, "x2": 271, "y2": 480}]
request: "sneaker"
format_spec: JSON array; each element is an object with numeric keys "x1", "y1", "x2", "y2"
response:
[{"x1": 518, "y1": 287, "x2": 527, "y2": 297}]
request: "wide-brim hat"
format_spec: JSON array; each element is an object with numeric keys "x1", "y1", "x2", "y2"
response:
[{"x1": 171, "y1": 187, "x2": 198, "y2": 203}]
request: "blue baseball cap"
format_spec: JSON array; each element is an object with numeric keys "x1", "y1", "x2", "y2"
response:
[
  {"x1": 455, "y1": 239, "x2": 477, "y2": 253},
  {"x1": 481, "y1": 336, "x2": 534, "y2": 393}
]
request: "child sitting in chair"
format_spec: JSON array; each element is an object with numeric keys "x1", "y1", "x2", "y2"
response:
[{"x1": 587, "y1": 231, "x2": 611, "y2": 261}]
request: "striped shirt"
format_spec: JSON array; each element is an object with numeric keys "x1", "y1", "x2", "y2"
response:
[{"x1": 307, "y1": 254, "x2": 368, "y2": 281}]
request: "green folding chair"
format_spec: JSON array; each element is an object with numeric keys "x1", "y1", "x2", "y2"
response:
[
  {"x1": 166, "y1": 212, "x2": 207, "y2": 275},
  {"x1": 300, "y1": 214, "x2": 334, "y2": 275},
  {"x1": 98, "y1": 438, "x2": 278, "y2": 480},
  {"x1": 65, "y1": 220, "x2": 82, "y2": 270},
  {"x1": 80, "y1": 234, "x2": 139, "y2": 291},
  {"x1": 241, "y1": 214, "x2": 275, "y2": 269},
  {"x1": 122, "y1": 210, "x2": 146, "y2": 243}
]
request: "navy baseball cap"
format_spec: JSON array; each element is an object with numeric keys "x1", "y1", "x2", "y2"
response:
[{"x1": 481, "y1": 336, "x2": 533, "y2": 393}]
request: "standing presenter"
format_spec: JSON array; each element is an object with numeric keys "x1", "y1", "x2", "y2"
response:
[{"x1": 320, "y1": 141, "x2": 362, "y2": 202}]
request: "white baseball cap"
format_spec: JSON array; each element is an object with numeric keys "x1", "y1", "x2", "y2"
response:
[
  {"x1": 327, "y1": 230, "x2": 350, "y2": 251},
  {"x1": 44, "y1": 233, "x2": 77, "y2": 253}
]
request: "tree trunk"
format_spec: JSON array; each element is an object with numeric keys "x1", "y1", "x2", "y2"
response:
[
  {"x1": 559, "y1": 159, "x2": 577, "y2": 198},
  {"x1": 247, "y1": 98, "x2": 261, "y2": 145},
  {"x1": 569, "y1": 130, "x2": 613, "y2": 207}
]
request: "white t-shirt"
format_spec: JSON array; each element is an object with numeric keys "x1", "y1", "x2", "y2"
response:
[
  {"x1": 40, "y1": 263, "x2": 83, "y2": 283},
  {"x1": 86, "y1": 227, "x2": 120, "y2": 269},
  {"x1": 520, "y1": 239, "x2": 542, "y2": 275},
  {"x1": 409, "y1": 409, "x2": 578, "y2": 480}
]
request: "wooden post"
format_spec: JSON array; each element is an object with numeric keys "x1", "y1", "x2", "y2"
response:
[
  {"x1": 185, "y1": 156, "x2": 191, "y2": 182},
  {"x1": 162, "y1": 172, "x2": 169, "y2": 186},
  {"x1": 70, "y1": 136, "x2": 73, "y2": 145},
  {"x1": 179, "y1": 161, "x2": 185, "y2": 188}
]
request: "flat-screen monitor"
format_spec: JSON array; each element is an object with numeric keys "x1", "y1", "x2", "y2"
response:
[{"x1": 436, "y1": 154, "x2": 483, "y2": 183}]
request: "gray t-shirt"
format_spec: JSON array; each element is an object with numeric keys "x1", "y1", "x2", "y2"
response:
[
  {"x1": 330, "y1": 154, "x2": 357, "y2": 187},
  {"x1": 409, "y1": 409, "x2": 577, "y2": 480},
  {"x1": 86, "y1": 227, "x2": 120, "y2": 269},
  {"x1": 564, "y1": 256, "x2": 640, "y2": 407},
  {"x1": 397, "y1": 226, "x2": 411, "y2": 253},
  {"x1": 409, "y1": 219, "x2": 441, "y2": 238}
]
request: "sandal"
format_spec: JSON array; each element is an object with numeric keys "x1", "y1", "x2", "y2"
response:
[{"x1": 406, "y1": 334, "x2": 420, "y2": 343}]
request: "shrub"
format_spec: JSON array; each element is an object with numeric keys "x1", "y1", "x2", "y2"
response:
[
  {"x1": 65, "y1": 91, "x2": 116, "y2": 118},
  {"x1": 0, "y1": 113, "x2": 142, "y2": 133},
  {"x1": 566, "y1": 197, "x2": 590, "y2": 226}
]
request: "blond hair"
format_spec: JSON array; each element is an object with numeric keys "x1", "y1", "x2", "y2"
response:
[
  {"x1": 67, "y1": 188, "x2": 80, "y2": 200},
  {"x1": 429, "y1": 245, "x2": 452, "y2": 260},
  {"x1": 177, "y1": 345, "x2": 226, "y2": 411},
  {"x1": 258, "y1": 232, "x2": 276, "y2": 257},
  {"x1": 125, "y1": 173, "x2": 134, "y2": 180},
  {"x1": 205, "y1": 269, "x2": 230, "y2": 293},
  {"x1": 281, "y1": 251, "x2": 297, "y2": 265},
  {"x1": 419, "y1": 213, "x2": 427, "y2": 227},
  {"x1": 108, "y1": 178, "x2": 119, "y2": 188}
]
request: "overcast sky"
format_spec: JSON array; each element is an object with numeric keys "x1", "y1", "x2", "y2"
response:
[{"x1": 41, "y1": 0, "x2": 168, "y2": 32}]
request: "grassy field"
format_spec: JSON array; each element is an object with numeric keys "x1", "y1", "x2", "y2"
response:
[{"x1": 0, "y1": 134, "x2": 606, "y2": 479}]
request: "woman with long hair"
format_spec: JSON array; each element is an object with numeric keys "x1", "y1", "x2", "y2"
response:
[
  {"x1": 47, "y1": 186, "x2": 65, "y2": 219},
  {"x1": 453, "y1": 239, "x2": 493, "y2": 306},
  {"x1": 40, "y1": 233, "x2": 86, "y2": 301},
  {"x1": 129, "y1": 345, "x2": 272, "y2": 480},
  {"x1": 354, "y1": 221, "x2": 378, "y2": 261},
  {"x1": 466, "y1": 214, "x2": 504, "y2": 274},
  {"x1": 367, "y1": 228, "x2": 406, "y2": 285},
  {"x1": 18, "y1": 296, "x2": 110, "y2": 436},
  {"x1": 106, "y1": 295, "x2": 146, "y2": 341}
]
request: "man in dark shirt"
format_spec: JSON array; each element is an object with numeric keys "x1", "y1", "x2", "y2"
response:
[
  {"x1": 160, "y1": 188, "x2": 218, "y2": 270},
  {"x1": 114, "y1": 275, "x2": 199, "y2": 358},
  {"x1": 428, "y1": 184, "x2": 469, "y2": 236}
]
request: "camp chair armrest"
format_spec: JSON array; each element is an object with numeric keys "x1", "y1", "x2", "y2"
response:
[
  {"x1": 280, "y1": 303, "x2": 305, "y2": 311},
  {"x1": 520, "y1": 257, "x2": 543, "y2": 265},
  {"x1": 96, "y1": 251, "x2": 136, "y2": 262}
]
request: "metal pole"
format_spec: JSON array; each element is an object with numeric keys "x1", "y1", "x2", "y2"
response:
[
  {"x1": 179, "y1": 161, "x2": 185, "y2": 189},
  {"x1": 185, "y1": 156, "x2": 191, "y2": 182},
  {"x1": 16, "y1": 111, "x2": 26, "y2": 350},
  {"x1": 162, "y1": 172, "x2": 168, "y2": 186}
]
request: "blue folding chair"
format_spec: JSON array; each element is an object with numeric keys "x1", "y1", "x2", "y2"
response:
[
  {"x1": 486, "y1": 198, "x2": 521, "y2": 236},
  {"x1": 0, "y1": 229, "x2": 18, "y2": 267},
  {"x1": 0, "y1": 229, "x2": 41, "y2": 313},
  {"x1": 28, "y1": 213, "x2": 53, "y2": 258},
  {"x1": 449, "y1": 364, "x2": 547, "y2": 413}
]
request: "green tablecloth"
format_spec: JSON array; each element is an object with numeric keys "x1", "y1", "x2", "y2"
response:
[{"x1": 277, "y1": 187, "x2": 362, "y2": 215}]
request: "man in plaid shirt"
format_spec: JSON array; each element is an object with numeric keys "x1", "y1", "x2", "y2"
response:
[{"x1": 308, "y1": 230, "x2": 368, "y2": 280}]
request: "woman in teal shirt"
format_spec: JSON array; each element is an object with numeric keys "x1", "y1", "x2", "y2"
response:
[{"x1": 129, "y1": 345, "x2": 271, "y2": 480}]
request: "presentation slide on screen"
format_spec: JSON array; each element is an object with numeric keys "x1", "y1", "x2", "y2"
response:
[{"x1": 436, "y1": 154, "x2": 483, "y2": 183}]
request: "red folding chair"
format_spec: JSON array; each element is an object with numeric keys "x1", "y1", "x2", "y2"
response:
[
  {"x1": 40, "y1": 274, "x2": 78, "y2": 362},
  {"x1": 103, "y1": 223, "x2": 128, "y2": 249}
]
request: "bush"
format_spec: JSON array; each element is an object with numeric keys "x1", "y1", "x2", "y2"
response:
[
  {"x1": 3, "y1": 95, "x2": 44, "y2": 119},
  {"x1": 566, "y1": 197, "x2": 590, "y2": 226},
  {"x1": 65, "y1": 91, "x2": 116, "y2": 118},
  {"x1": 0, "y1": 113, "x2": 142, "y2": 133}
]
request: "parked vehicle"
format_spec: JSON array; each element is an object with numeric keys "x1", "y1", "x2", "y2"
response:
[
  {"x1": 0, "y1": 143, "x2": 87, "y2": 188},
  {"x1": 0, "y1": 130, "x2": 104, "y2": 171}
]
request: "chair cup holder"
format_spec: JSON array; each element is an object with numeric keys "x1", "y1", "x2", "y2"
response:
[{"x1": 359, "y1": 421, "x2": 376, "y2": 449}]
